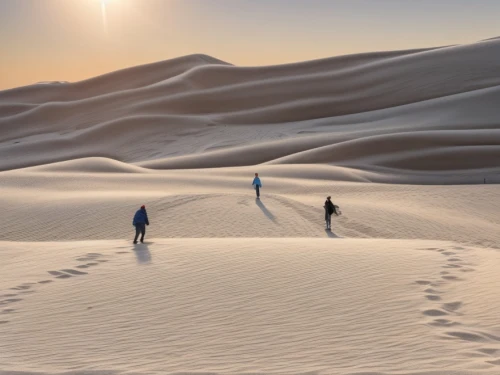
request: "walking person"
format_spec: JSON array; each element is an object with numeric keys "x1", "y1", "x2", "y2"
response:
[
  {"x1": 133, "y1": 205, "x2": 150, "y2": 244},
  {"x1": 324, "y1": 196, "x2": 337, "y2": 230},
  {"x1": 252, "y1": 173, "x2": 262, "y2": 198}
]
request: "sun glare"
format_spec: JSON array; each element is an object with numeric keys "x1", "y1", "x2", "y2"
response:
[{"x1": 100, "y1": 0, "x2": 109, "y2": 34}]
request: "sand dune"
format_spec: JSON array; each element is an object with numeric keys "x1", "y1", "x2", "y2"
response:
[
  {"x1": 22, "y1": 157, "x2": 152, "y2": 174},
  {"x1": 0, "y1": 54, "x2": 229, "y2": 104},
  {"x1": 267, "y1": 130, "x2": 500, "y2": 168},
  {"x1": 1, "y1": 38, "x2": 500, "y2": 375},
  {"x1": 1, "y1": 168, "x2": 499, "y2": 248},
  {"x1": 1, "y1": 39, "x2": 500, "y2": 179}
]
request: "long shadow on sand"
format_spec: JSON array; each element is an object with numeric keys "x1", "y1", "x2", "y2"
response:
[
  {"x1": 256, "y1": 198, "x2": 277, "y2": 222},
  {"x1": 133, "y1": 243, "x2": 152, "y2": 265},
  {"x1": 325, "y1": 229, "x2": 340, "y2": 238}
]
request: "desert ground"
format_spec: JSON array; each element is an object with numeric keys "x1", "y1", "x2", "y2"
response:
[{"x1": 1, "y1": 38, "x2": 500, "y2": 375}]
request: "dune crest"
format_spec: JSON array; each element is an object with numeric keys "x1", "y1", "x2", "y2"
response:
[{"x1": 0, "y1": 39, "x2": 500, "y2": 181}]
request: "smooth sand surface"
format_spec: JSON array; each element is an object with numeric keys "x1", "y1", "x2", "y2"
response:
[
  {"x1": 1, "y1": 239, "x2": 499, "y2": 375},
  {"x1": 1, "y1": 38, "x2": 500, "y2": 374}
]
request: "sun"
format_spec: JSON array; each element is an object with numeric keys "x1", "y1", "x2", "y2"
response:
[
  {"x1": 95, "y1": 0, "x2": 122, "y2": 33},
  {"x1": 100, "y1": 0, "x2": 111, "y2": 33}
]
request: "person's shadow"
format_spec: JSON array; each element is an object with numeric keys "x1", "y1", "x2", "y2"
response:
[
  {"x1": 325, "y1": 229, "x2": 340, "y2": 238},
  {"x1": 256, "y1": 198, "x2": 277, "y2": 222},
  {"x1": 133, "y1": 243, "x2": 152, "y2": 264}
]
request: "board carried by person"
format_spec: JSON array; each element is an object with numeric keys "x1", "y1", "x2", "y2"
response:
[{"x1": 333, "y1": 204, "x2": 342, "y2": 216}]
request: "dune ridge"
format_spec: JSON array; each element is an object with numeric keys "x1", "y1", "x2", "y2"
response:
[
  {"x1": 1, "y1": 39, "x2": 500, "y2": 179},
  {"x1": 0, "y1": 54, "x2": 230, "y2": 104}
]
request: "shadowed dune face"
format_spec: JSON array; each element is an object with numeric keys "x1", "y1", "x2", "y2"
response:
[{"x1": 1, "y1": 39, "x2": 500, "y2": 181}]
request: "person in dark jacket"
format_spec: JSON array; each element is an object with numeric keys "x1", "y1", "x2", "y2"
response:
[
  {"x1": 133, "y1": 205, "x2": 150, "y2": 244},
  {"x1": 324, "y1": 196, "x2": 337, "y2": 230}
]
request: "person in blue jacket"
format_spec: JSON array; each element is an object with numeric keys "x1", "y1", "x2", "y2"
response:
[
  {"x1": 252, "y1": 173, "x2": 262, "y2": 198},
  {"x1": 133, "y1": 205, "x2": 150, "y2": 244}
]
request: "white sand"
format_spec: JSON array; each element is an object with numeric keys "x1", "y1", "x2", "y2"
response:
[
  {"x1": 1, "y1": 239, "x2": 499, "y2": 375},
  {"x1": 1, "y1": 39, "x2": 500, "y2": 374}
]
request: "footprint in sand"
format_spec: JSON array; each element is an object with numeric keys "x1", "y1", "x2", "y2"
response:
[
  {"x1": 48, "y1": 271, "x2": 65, "y2": 276},
  {"x1": 426, "y1": 295, "x2": 441, "y2": 301},
  {"x1": 416, "y1": 280, "x2": 432, "y2": 285},
  {"x1": 424, "y1": 288, "x2": 443, "y2": 294},
  {"x1": 5, "y1": 298, "x2": 22, "y2": 303},
  {"x1": 442, "y1": 275, "x2": 463, "y2": 281},
  {"x1": 10, "y1": 285, "x2": 31, "y2": 291},
  {"x1": 459, "y1": 268, "x2": 475, "y2": 273},
  {"x1": 75, "y1": 253, "x2": 103, "y2": 262},
  {"x1": 443, "y1": 302, "x2": 462, "y2": 312},
  {"x1": 442, "y1": 252, "x2": 456, "y2": 256},
  {"x1": 430, "y1": 319, "x2": 460, "y2": 327},
  {"x1": 423, "y1": 309, "x2": 448, "y2": 317},
  {"x1": 1, "y1": 252, "x2": 109, "y2": 317},
  {"x1": 61, "y1": 269, "x2": 87, "y2": 275},
  {"x1": 56, "y1": 274, "x2": 72, "y2": 279},
  {"x1": 49, "y1": 269, "x2": 87, "y2": 278},
  {"x1": 443, "y1": 264, "x2": 462, "y2": 269},
  {"x1": 0, "y1": 298, "x2": 22, "y2": 306},
  {"x1": 448, "y1": 258, "x2": 462, "y2": 262}
]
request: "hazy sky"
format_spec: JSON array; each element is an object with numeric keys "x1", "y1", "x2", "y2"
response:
[{"x1": 0, "y1": 0, "x2": 499, "y2": 90}]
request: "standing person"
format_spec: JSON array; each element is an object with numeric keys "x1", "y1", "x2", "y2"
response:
[
  {"x1": 133, "y1": 205, "x2": 149, "y2": 244},
  {"x1": 324, "y1": 196, "x2": 337, "y2": 230},
  {"x1": 252, "y1": 173, "x2": 262, "y2": 198}
]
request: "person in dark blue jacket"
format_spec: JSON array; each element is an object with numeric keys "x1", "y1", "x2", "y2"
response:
[
  {"x1": 133, "y1": 205, "x2": 150, "y2": 244},
  {"x1": 252, "y1": 173, "x2": 262, "y2": 198}
]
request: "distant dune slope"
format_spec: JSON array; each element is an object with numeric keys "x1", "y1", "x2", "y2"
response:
[{"x1": 1, "y1": 39, "x2": 500, "y2": 180}]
